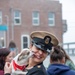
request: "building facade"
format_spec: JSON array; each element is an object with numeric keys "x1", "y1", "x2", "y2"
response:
[{"x1": 0, "y1": 0, "x2": 67, "y2": 53}]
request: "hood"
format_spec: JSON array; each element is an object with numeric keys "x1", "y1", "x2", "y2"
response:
[{"x1": 47, "y1": 64, "x2": 70, "y2": 75}]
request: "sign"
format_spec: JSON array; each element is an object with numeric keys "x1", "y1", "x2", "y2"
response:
[{"x1": 0, "y1": 25, "x2": 8, "y2": 31}]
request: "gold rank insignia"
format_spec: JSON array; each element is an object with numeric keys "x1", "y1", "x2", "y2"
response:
[{"x1": 37, "y1": 65, "x2": 41, "y2": 68}]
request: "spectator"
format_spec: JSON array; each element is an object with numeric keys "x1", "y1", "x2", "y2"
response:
[
  {"x1": 58, "y1": 45, "x2": 75, "y2": 70},
  {"x1": 0, "y1": 48, "x2": 13, "y2": 75},
  {"x1": 9, "y1": 41, "x2": 17, "y2": 57},
  {"x1": 47, "y1": 46, "x2": 75, "y2": 75}
]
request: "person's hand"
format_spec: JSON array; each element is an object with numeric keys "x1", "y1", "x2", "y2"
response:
[{"x1": 4, "y1": 62, "x2": 12, "y2": 74}]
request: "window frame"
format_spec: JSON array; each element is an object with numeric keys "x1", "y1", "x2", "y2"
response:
[
  {"x1": 14, "y1": 10, "x2": 21, "y2": 25},
  {"x1": 32, "y1": 11, "x2": 40, "y2": 26},
  {"x1": 48, "y1": 12, "x2": 55, "y2": 26},
  {"x1": 21, "y1": 35, "x2": 30, "y2": 50}
]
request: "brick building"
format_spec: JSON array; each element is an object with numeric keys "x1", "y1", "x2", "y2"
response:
[{"x1": 0, "y1": 0, "x2": 67, "y2": 53}]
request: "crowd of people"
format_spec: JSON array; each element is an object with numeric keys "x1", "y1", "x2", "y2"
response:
[{"x1": 0, "y1": 31, "x2": 75, "y2": 75}]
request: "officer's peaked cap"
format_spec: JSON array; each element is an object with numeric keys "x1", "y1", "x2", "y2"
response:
[{"x1": 30, "y1": 31, "x2": 59, "y2": 53}]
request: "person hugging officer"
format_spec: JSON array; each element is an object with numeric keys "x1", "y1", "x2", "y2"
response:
[{"x1": 4, "y1": 31, "x2": 59, "y2": 75}]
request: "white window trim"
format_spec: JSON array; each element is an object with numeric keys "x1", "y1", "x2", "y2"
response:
[
  {"x1": 14, "y1": 11, "x2": 21, "y2": 25},
  {"x1": 0, "y1": 11, "x2": 2, "y2": 24},
  {"x1": 32, "y1": 11, "x2": 40, "y2": 26},
  {"x1": 48, "y1": 13, "x2": 55, "y2": 26},
  {"x1": 21, "y1": 35, "x2": 30, "y2": 50}
]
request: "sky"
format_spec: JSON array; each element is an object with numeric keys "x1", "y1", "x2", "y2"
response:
[{"x1": 59, "y1": 0, "x2": 75, "y2": 43}]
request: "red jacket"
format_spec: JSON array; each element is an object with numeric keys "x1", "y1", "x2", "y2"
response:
[{"x1": 0, "y1": 70, "x2": 4, "y2": 75}]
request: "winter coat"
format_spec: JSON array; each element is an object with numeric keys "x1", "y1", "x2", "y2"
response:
[
  {"x1": 65, "y1": 60, "x2": 75, "y2": 70},
  {"x1": 47, "y1": 64, "x2": 75, "y2": 75}
]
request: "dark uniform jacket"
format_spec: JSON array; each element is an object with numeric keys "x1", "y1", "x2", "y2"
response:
[
  {"x1": 26, "y1": 62, "x2": 47, "y2": 75},
  {"x1": 5, "y1": 62, "x2": 47, "y2": 75}
]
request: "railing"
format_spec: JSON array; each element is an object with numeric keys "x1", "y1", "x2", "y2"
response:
[{"x1": 62, "y1": 42, "x2": 75, "y2": 56}]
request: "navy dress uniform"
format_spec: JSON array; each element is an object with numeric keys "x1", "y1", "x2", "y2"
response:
[
  {"x1": 26, "y1": 31, "x2": 59, "y2": 75},
  {"x1": 26, "y1": 63, "x2": 47, "y2": 75}
]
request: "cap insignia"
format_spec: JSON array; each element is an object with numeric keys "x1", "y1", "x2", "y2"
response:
[{"x1": 44, "y1": 36, "x2": 51, "y2": 44}]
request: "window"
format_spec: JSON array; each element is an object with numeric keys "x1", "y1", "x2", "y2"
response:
[
  {"x1": 0, "y1": 11, "x2": 2, "y2": 24},
  {"x1": 32, "y1": 11, "x2": 39, "y2": 26},
  {"x1": 21, "y1": 35, "x2": 30, "y2": 50},
  {"x1": 48, "y1": 12, "x2": 55, "y2": 26},
  {"x1": 14, "y1": 10, "x2": 21, "y2": 25}
]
